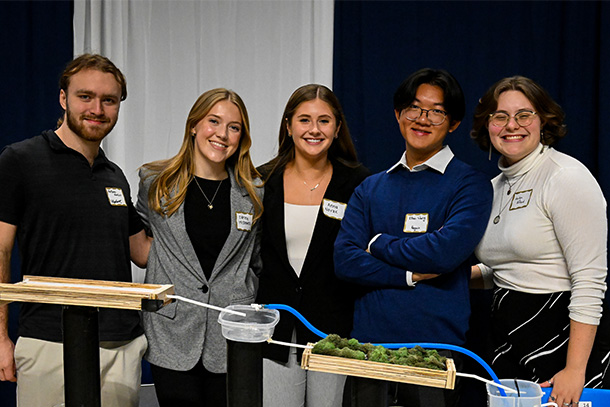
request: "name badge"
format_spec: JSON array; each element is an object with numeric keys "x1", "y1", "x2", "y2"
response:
[
  {"x1": 323, "y1": 199, "x2": 347, "y2": 220},
  {"x1": 106, "y1": 187, "x2": 127, "y2": 206},
  {"x1": 510, "y1": 189, "x2": 532, "y2": 210},
  {"x1": 404, "y1": 213, "x2": 428, "y2": 233},
  {"x1": 235, "y1": 212, "x2": 253, "y2": 232}
]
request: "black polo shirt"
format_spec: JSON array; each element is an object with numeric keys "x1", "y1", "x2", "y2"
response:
[{"x1": 0, "y1": 130, "x2": 144, "y2": 341}]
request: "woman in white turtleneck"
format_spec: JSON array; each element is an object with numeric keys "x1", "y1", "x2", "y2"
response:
[{"x1": 470, "y1": 76, "x2": 609, "y2": 407}]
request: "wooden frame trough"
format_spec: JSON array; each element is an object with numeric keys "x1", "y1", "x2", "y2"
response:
[
  {"x1": 301, "y1": 343, "x2": 456, "y2": 389},
  {"x1": 0, "y1": 275, "x2": 174, "y2": 311}
]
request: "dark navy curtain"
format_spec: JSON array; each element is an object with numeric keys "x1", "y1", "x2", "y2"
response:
[
  {"x1": 334, "y1": 0, "x2": 609, "y2": 183},
  {"x1": 0, "y1": 1, "x2": 73, "y2": 405},
  {"x1": 333, "y1": 1, "x2": 609, "y2": 405}
]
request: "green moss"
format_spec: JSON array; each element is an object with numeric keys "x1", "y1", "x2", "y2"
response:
[{"x1": 311, "y1": 335, "x2": 447, "y2": 370}]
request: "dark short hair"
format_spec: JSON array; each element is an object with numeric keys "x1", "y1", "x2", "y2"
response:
[
  {"x1": 59, "y1": 53, "x2": 127, "y2": 101},
  {"x1": 470, "y1": 76, "x2": 566, "y2": 151},
  {"x1": 393, "y1": 68, "x2": 465, "y2": 123}
]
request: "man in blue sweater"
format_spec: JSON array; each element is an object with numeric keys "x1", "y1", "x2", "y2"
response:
[{"x1": 334, "y1": 68, "x2": 492, "y2": 407}]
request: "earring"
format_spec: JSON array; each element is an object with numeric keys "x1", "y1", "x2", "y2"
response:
[{"x1": 488, "y1": 143, "x2": 492, "y2": 161}]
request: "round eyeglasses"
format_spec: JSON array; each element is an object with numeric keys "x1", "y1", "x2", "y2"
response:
[
  {"x1": 402, "y1": 105, "x2": 447, "y2": 125},
  {"x1": 489, "y1": 110, "x2": 537, "y2": 128}
]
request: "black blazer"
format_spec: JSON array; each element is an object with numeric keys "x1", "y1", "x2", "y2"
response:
[{"x1": 256, "y1": 160, "x2": 370, "y2": 362}]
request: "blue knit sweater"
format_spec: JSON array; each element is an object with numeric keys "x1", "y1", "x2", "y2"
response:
[{"x1": 334, "y1": 156, "x2": 492, "y2": 345}]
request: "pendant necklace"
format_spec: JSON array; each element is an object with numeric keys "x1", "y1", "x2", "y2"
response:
[
  {"x1": 493, "y1": 146, "x2": 546, "y2": 224},
  {"x1": 193, "y1": 177, "x2": 223, "y2": 210},
  {"x1": 493, "y1": 174, "x2": 527, "y2": 225},
  {"x1": 300, "y1": 167, "x2": 330, "y2": 192},
  {"x1": 505, "y1": 174, "x2": 524, "y2": 196}
]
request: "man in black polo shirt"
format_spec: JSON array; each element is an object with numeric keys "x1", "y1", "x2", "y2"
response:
[{"x1": 0, "y1": 54, "x2": 151, "y2": 407}]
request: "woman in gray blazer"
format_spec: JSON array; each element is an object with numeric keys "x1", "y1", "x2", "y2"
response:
[{"x1": 136, "y1": 88, "x2": 263, "y2": 407}]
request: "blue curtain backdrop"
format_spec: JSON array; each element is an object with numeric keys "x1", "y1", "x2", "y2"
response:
[
  {"x1": 0, "y1": 1, "x2": 73, "y2": 405},
  {"x1": 333, "y1": 1, "x2": 609, "y2": 405}
]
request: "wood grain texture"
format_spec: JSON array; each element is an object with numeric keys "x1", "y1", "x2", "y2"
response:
[
  {"x1": 0, "y1": 275, "x2": 174, "y2": 310},
  {"x1": 301, "y1": 344, "x2": 455, "y2": 389}
]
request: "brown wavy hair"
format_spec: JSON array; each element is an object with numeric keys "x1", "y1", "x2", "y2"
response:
[
  {"x1": 471, "y1": 76, "x2": 567, "y2": 152},
  {"x1": 259, "y1": 84, "x2": 360, "y2": 178},
  {"x1": 142, "y1": 88, "x2": 262, "y2": 222}
]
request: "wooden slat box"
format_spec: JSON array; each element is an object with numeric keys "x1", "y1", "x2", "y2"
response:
[
  {"x1": 0, "y1": 275, "x2": 174, "y2": 311},
  {"x1": 301, "y1": 344, "x2": 456, "y2": 389}
]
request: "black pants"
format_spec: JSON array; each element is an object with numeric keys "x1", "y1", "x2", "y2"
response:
[{"x1": 151, "y1": 362, "x2": 227, "y2": 407}]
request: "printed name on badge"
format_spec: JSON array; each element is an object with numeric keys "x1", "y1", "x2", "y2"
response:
[
  {"x1": 235, "y1": 212, "x2": 253, "y2": 232},
  {"x1": 323, "y1": 199, "x2": 347, "y2": 220},
  {"x1": 106, "y1": 187, "x2": 127, "y2": 206},
  {"x1": 404, "y1": 213, "x2": 428, "y2": 233},
  {"x1": 509, "y1": 189, "x2": 532, "y2": 211}
]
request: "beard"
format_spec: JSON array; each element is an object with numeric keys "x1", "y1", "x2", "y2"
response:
[{"x1": 65, "y1": 101, "x2": 118, "y2": 142}]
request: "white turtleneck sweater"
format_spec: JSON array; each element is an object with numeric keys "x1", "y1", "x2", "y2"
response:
[{"x1": 475, "y1": 143, "x2": 607, "y2": 325}]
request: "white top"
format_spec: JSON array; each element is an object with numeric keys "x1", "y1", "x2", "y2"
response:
[
  {"x1": 475, "y1": 144, "x2": 608, "y2": 325},
  {"x1": 284, "y1": 203, "x2": 319, "y2": 277}
]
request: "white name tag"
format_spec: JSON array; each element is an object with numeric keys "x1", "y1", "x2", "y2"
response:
[
  {"x1": 510, "y1": 189, "x2": 532, "y2": 210},
  {"x1": 404, "y1": 213, "x2": 428, "y2": 233},
  {"x1": 106, "y1": 187, "x2": 127, "y2": 206},
  {"x1": 322, "y1": 199, "x2": 347, "y2": 220},
  {"x1": 235, "y1": 212, "x2": 253, "y2": 232}
]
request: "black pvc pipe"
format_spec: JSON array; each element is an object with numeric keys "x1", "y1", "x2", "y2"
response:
[
  {"x1": 62, "y1": 305, "x2": 101, "y2": 407},
  {"x1": 226, "y1": 340, "x2": 262, "y2": 407},
  {"x1": 350, "y1": 377, "x2": 388, "y2": 407}
]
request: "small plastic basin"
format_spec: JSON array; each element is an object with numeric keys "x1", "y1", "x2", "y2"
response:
[{"x1": 218, "y1": 305, "x2": 280, "y2": 343}]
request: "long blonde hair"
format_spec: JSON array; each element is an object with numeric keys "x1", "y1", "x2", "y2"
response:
[{"x1": 142, "y1": 88, "x2": 262, "y2": 222}]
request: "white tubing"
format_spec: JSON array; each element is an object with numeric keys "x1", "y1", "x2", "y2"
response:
[
  {"x1": 266, "y1": 338, "x2": 313, "y2": 349},
  {"x1": 166, "y1": 294, "x2": 246, "y2": 317},
  {"x1": 456, "y1": 372, "x2": 518, "y2": 394}
]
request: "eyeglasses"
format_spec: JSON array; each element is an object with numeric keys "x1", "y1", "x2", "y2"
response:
[
  {"x1": 402, "y1": 105, "x2": 448, "y2": 125},
  {"x1": 489, "y1": 110, "x2": 537, "y2": 128}
]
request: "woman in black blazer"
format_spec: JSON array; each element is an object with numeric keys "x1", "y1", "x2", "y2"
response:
[{"x1": 256, "y1": 84, "x2": 369, "y2": 407}]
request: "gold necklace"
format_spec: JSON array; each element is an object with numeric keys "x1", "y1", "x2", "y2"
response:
[{"x1": 193, "y1": 177, "x2": 223, "y2": 210}]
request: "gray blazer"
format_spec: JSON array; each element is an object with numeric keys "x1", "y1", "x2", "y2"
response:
[{"x1": 136, "y1": 167, "x2": 263, "y2": 373}]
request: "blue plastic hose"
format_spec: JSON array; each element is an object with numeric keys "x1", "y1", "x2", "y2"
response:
[{"x1": 263, "y1": 303, "x2": 506, "y2": 397}]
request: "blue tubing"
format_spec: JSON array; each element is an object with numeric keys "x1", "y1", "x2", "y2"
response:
[
  {"x1": 265, "y1": 304, "x2": 328, "y2": 338},
  {"x1": 263, "y1": 303, "x2": 506, "y2": 397}
]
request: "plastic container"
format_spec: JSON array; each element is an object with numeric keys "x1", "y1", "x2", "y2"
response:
[
  {"x1": 218, "y1": 305, "x2": 279, "y2": 343},
  {"x1": 542, "y1": 387, "x2": 610, "y2": 406},
  {"x1": 487, "y1": 379, "x2": 557, "y2": 407}
]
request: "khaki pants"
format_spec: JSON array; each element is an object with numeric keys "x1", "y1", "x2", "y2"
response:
[{"x1": 15, "y1": 334, "x2": 147, "y2": 407}]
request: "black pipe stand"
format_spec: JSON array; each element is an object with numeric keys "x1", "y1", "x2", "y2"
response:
[
  {"x1": 226, "y1": 340, "x2": 263, "y2": 407},
  {"x1": 350, "y1": 377, "x2": 388, "y2": 407},
  {"x1": 62, "y1": 305, "x2": 101, "y2": 407}
]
